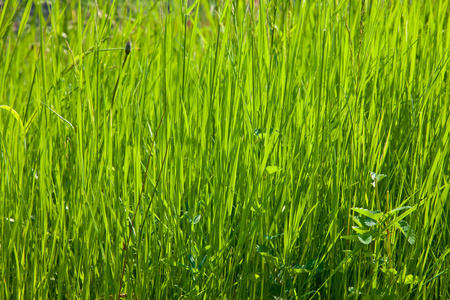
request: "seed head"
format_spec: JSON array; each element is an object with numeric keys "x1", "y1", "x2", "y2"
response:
[{"x1": 125, "y1": 41, "x2": 131, "y2": 55}]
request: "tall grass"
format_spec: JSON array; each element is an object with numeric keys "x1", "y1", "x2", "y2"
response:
[{"x1": 1, "y1": 0, "x2": 449, "y2": 299}]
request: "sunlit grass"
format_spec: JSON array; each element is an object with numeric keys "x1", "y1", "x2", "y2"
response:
[{"x1": 1, "y1": 0, "x2": 449, "y2": 299}]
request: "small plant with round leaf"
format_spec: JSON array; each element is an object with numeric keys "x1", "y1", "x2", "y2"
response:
[{"x1": 341, "y1": 172, "x2": 417, "y2": 296}]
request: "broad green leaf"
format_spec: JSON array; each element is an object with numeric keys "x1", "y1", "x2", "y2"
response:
[
  {"x1": 386, "y1": 206, "x2": 417, "y2": 230},
  {"x1": 381, "y1": 265, "x2": 398, "y2": 275},
  {"x1": 398, "y1": 274, "x2": 420, "y2": 285},
  {"x1": 353, "y1": 215, "x2": 377, "y2": 227},
  {"x1": 352, "y1": 215, "x2": 363, "y2": 228},
  {"x1": 192, "y1": 215, "x2": 201, "y2": 224},
  {"x1": 386, "y1": 268, "x2": 398, "y2": 275},
  {"x1": 351, "y1": 226, "x2": 370, "y2": 235},
  {"x1": 363, "y1": 217, "x2": 377, "y2": 227},
  {"x1": 357, "y1": 233, "x2": 373, "y2": 245},
  {"x1": 396, "y1": 220, "x2": 415, "y2": 244},
  {"x1": 352, "y1": 207, "x2": 383, "y2": 220}
]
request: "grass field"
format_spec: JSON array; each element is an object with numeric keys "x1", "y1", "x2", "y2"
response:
[{"x1": 1, "y1": 0, "x2": 449, "y2": 299}]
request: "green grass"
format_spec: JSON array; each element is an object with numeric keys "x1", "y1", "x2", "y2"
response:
[{"x1": 1, "y1": 0, "x2": 449, "y2": 299}]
